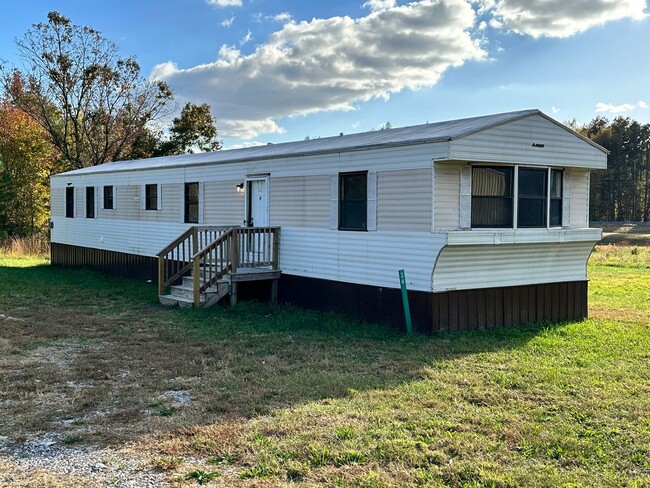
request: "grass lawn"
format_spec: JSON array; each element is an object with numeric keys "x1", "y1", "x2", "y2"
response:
[{"x1": 0, "y1": 239, "x2": 649, "y2": 486}]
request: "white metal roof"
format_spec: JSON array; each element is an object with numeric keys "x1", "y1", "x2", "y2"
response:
[{"x1": 54, "y1": 109, "x2": 607, "y2": 177}]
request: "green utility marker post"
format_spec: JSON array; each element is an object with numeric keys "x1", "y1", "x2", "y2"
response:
[{"x1": 398, "y1": 269, "x2": 413, "y2": 335}]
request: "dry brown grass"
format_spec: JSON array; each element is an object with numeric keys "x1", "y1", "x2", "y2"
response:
[{"x1": 0, "y1": 235, "x2": 49, "y2": 257}]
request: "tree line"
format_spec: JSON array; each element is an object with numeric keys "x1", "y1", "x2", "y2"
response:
[
  {"x1": 579, "y1": 117, "x2": 650, "y2": 222},
  {"x1": 0, "y1": 12, "x2": 221, "y2": 240}
]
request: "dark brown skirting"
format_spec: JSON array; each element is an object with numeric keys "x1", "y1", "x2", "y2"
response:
[
  {"x1": 50, "y1": 242, "x2": 275, "y2": 299},
  {"x1": 278, "y1": 274, "x2": 588, "y2": 334},
  {"x1": 51, "y1": 242, "x2": 158, "y2": 282},
  {"x1": 51, "y1": 243, "x2": 588, "y2": 333}
]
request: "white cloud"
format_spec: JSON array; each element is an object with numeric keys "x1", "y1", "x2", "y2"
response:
[
  {"x1": 206, "y1": 0, "x2": 243, "y2": 7},
  {"x1": 476, "y1": 0, "x2": 647, "y2": 38},
  {"x1": 221, "y1": 16, "x2": 235, "y2": 27},
  {"x1": 551, "y1": 106, "x2": 560, "y2": 114},
  {"x1": 220, "y1": 119, "x2": 286, "y2": 139},
  {"x1": 272, "y1": 12, "x2": 293, "y2": 23},
  {"x1": 639, "y1": 100, "x2": 649, "y2": 109},
  {"x1": 363, "y1": 0, "x2": 397, "y2": 12},
  {"x1": 595, "y1": 102, "x2": 637, "y2": 113},
  {"x1": 153, "y1": 0, "x2": 485, "y2": 139},
  {"x1": 240, "y1": 30, "x2": 252, "y2": 45}
]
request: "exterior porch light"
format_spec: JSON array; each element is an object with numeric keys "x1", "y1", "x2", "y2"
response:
[{"x1": 236, "y1": 183, "x2": 244, "y2": 193}]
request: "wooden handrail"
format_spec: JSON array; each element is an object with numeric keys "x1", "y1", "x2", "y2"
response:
[
  {"x1": 157, "y1": 226, "x2": 231, "y2": 295},
  {"x1": 158, "y1": 225, "x2": 281, "y2": 306}
]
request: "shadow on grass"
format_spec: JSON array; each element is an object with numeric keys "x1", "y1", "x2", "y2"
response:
[{"x1": 0, "y1": 262, "x2": 568, "y2": 446}]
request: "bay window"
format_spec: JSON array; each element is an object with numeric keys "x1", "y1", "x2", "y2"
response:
[{"x1": 471, "y1": 165, "x2": 563, "y2": 229}]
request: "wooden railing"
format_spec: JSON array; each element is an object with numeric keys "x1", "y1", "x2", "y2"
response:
[
  {"x1": 156, "y1": 226, "x2": 231, "y2": 295},
  {"x1": 157, "y1": 226, "x2": 281, "y2": 306}
]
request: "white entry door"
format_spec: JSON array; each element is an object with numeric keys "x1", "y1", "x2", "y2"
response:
[{"x1": 247, "y1": 178, "x2": 269, "y2": 227}]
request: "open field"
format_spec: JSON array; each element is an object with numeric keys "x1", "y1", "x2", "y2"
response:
[{"x1": 0, "y1": 233, "x2": 649, "y2": 486}]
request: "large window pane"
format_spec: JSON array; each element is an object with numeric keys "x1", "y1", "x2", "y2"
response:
[
  {"x1": 471, "y1": 167, "x2": 513, "y2": 228},
  {"x1": 185, "y1": 182, "x2": 199, "y2": 224},
  {"x1": 517, "y1": 168, "x2": 546, "y2": 227},
  {"x1": 339, "y1": 172, "x2": 367, "y2": 230}
]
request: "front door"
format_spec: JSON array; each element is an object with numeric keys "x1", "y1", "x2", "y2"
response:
[{"x1": 247, "y1": 178, "x2": 269, "y2": 227}]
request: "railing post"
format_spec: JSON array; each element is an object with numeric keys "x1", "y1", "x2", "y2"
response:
[
  {"x1": 272, "y1": 228, "x2": 280, "y2": 270},
  {"x1": 230, "y1": 230, "x2": 238, "y2": 274},
  {"x1": 192, "y1": 226, "x2": 198, "y2": 256},
  {"x1": 158, "y1": 255, "x2": 165, "y2": 295},
  {"x1": 193, "y1": 258, "x2": 200, "y2": 307}
]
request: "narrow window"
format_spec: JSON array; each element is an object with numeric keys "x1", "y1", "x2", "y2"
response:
[
  {"x1": 145, "y1": 184, "x2": 158, "y2": 210},
  {"x1": 103, "y1": 185, "x2": 114, "y2": 210},
  {"x1": 184, "y1": 182, "x2": 199, "y2": 224},
  {"x1": 517, "y1": 168, "x2": 547, "y2": 227},
  {"x1": 471, "y1": 167, "x2": 513, "y2": 228},
  {"x1": 549, "y1": 169, "x2": 563, "y2": 227},
  {"x1": 86, "y1": 187, "x2": 95, "y2": 218},
  {"x1": 65, "y1": 187, "x2": 74, "y2": 218},
  {"x1": 339, "y1": 172, "x2": 367, "y2": 231}
]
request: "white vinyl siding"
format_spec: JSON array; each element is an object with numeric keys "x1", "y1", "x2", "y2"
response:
[
  {"x1": 432, "y1": 240, "x2": 597, "y2": 292},
  {"x1": 269, "y1": 175, "x2": 330, "y2": 228},
  {"x1": 51, "y1": 188, "x2": 64, "y2": 217},
  {"x1": 449, "y1": 114, "x2": 606, "y2": 169},
  {"x1": 203, "y1": 180, "x2": 245, "y2": 225},
  {"x1": 570, "y1": 170, "x2": 590, "y2": 228},
  {"x1": 377, "y1": 168, "x2": 432, "y2": 232},
  {"x1": 434, "y1": 164, "x2": 460, "y2": 231},
  {"x1": 279, "y1": 227, "x2": 445, "y2": 291}
]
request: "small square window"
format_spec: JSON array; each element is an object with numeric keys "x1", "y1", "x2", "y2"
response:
[
  {"x1": 103, "y1": 186, "x2": 114, "y2": 210},
  {"x1": 145, "y1": 184, "x2": 158, "y2": 210}
]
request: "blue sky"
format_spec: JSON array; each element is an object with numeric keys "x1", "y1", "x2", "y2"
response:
[{"x1": 1, "y1": 0, "x2": 648, "y2": 149}]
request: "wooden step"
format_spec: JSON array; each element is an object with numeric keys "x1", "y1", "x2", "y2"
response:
[{"x1": 160, "y1": 281, "x2": 230, "y2": 308}]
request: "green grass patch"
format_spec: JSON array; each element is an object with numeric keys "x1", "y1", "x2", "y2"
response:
[{"x1": 0, "y1": 241, "x2": 648, "y2": 486}]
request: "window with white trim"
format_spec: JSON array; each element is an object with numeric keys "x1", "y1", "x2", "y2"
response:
[
  {"x1": 471, "y1": 166, "x2": 563, "y2": 229},
  {"x1": 145, "y1": 184, "x2": 159, "y2": 210}
]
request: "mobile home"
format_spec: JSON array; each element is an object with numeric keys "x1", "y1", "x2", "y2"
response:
[{"x1": 50, "y1": 109, "x2": 607, "y2": 333}]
